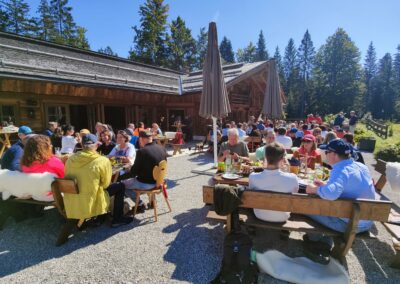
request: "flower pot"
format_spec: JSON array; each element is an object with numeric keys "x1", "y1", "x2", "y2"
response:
[{"x1": 358, "y1": 137, "x2": 376, "y2": 152}]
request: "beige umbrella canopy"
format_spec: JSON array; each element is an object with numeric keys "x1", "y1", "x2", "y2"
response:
[
  {"x1": 262, "y1": 60, "x2": 284, "y2": 118},
  {"x1": 199, "y1": 22, "x2": 231, "y2": 165}
]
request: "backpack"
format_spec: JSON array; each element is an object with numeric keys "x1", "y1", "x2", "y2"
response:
[{"x1": 212, "y1": 214, "x2": 258, "y2": 284}]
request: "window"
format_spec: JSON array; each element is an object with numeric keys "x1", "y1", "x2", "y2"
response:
[
  {"x1": 46, "y1": 105, "x2": 69, "y2": 125},
  {"x1": 0, "y1": 105, "x2": 16, "y2": 125}
]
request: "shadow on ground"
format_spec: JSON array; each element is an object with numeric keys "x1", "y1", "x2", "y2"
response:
[
  {"x1": 163, "y1": 206, "x2": 223, "y2": 284},
  {"x1": 0, "y1": 208, "x2": 135, "y2": 277}
]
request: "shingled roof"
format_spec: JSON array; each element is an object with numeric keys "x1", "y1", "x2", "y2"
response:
[{"x1": 0, "y1": 32, "x2": 268, "y2": 95}]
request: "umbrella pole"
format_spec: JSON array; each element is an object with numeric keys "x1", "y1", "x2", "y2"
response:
[{"x1": 212, "y1": 116, "x2": 218, "y2": 167}]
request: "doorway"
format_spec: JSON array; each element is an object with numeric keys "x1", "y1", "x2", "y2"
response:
[
  {"x1": 104, "y1": 106, "x2": 125, "y2": 131},
  {"x1": 70, "y1": 105, "x2": 88, "y2": 131}
]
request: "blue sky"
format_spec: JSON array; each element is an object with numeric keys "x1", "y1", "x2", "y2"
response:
[{"x1": 26, "y1": 0, "x2": 400, "y2": 60}]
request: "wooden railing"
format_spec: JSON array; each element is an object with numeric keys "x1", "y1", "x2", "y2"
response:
[{"x1": 366, "y1": 118, "x2": 389, "y2": 139}]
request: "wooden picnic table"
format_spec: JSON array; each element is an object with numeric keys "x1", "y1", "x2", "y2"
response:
[
  {"x1": 213, "y1": 173, "x2": 250, "y2": 186},
  {"x1": 0, "y1": 128, "x2": 18, "y2": 157},
  {"x1": 112, "y1": 163, "x2": 131, "y2": 182},
  {"x1": 154, "y1": 135, "x2": 168, "y2": 147}
]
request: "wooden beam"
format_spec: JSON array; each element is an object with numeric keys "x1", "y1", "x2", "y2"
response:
[{"x1": 203, "y1": 186, "x2": 391, "y2": 221}]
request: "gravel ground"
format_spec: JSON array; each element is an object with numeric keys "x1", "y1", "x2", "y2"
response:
[{"x1": 0, "y1": 146, "x2": 399, "y2": 283}]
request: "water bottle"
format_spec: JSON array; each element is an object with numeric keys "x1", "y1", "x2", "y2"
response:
[{"x1": 225, "y1": 155, "x2": 232, "y2": 174}]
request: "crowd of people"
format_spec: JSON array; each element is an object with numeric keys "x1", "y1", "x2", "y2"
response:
[
  {"x1": 214, "y1": 111, "x2": 373, "y2": 264},
  {"x1": 0, "y1": 120, "x2": 169, "y2": 244}
]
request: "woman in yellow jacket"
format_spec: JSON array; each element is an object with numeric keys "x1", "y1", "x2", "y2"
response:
[{"x1": 58, "y1": 134, "x2": 132, "y2": 245}]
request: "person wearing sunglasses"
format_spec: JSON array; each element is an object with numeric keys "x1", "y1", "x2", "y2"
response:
[
  {"x1": 304, "y1": 139, "x2": 376, "y2": 264},
  {"x1": 292, "y1": 134, "x2": 322, "y2": 169}
]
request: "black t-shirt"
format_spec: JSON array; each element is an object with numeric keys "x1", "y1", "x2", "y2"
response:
[
  {"x1": 129, "y1": 141, "x2": 167, "y2": 184},
  {"x1": 97, "y1": 141, "x2": 116, "y2": 156}
]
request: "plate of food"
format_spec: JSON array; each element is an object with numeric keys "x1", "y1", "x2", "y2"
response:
[{"x1": 222, "y1": 173, "x2": 241, "y2": 180}]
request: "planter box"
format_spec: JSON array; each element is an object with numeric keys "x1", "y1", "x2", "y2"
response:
[{"x1": 358, "y1": 137, "x2": 376, "y2": 152}]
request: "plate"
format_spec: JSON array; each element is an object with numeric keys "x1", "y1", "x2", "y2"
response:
[{"x1": 222, "y1": 173, "x2": 241, "y2": 180}]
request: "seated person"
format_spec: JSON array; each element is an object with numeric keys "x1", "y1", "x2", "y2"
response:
[
  {"x1": 218, "y1": 128, "x2": 249, "y2": 163},
  {"x1": 151, "y1": 123, "x2": 162, "y2": 136},
  {"x1": 293, "y1": 134, "x2": 322, "y2": 169},
  {"x1": 133, "y1": 122, "x2": 145, "y2": 137},
  {"x1": 255, "y1": 130, "x2": 275, "y2": 161},
  {"x1": 275, "y1": 127, "x2": 293, "y2": 150},
  {"x1": 107, "y1": 130, "x2": 136, "y2": 165},
  {"x1": 21, "y1": 135, "x2": 65, "y2": 178},
  {"x1": 305, "y1": 139, "x2": 376, "y2": 263},
  {"x1": 237, "y1": 123, "x2": 246, "y2": 138},
  {"x1": 97, "y1": 130, "x2": 116, "y2": 155},
  {"x1": 61, "y1": 134, "x2": 133, "y2": 244},
  {"x1": 43, "y1": 121, "x2": 57, "y2": 137},
  {"x1": 249, "y1": 142, "x2": 299, "y2": 222},
  {"x1": 292, "y1": 130, "x2": 304, "y2": 147},
  {"x1": 342, "y1": 133, "x2": 364, "y2": 164},
  {"x1": 61, "y1": 124, "x2": 79, "y2": 154},
  {"x1": 312, "y1": 127, "x2": 324, "y2": 145},
  {"x1": 1, "y1": 126, "x2": 33, "y2": 171},
  {"x1": 123, "y1": 130, "x2": 167, "y2": 210}
]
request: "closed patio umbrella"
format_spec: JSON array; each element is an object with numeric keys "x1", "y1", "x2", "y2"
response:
[
  {"x1": 199, "y1": 22, "x2": 231, "y2": 165},
  {"x1": 262, "y1": 60, "x2": 283, "y2": 118}
]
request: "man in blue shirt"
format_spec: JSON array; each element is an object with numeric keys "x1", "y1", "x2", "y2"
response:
[
  {"x1": 304, "y1": 139, "x2": 376, "y2": 263},
  {"x1": 42, "y1": 121, "x2": 57, "y2": 137},
  {"x1": 0, "y1": 126, "x2": 33, "y2": 171}
]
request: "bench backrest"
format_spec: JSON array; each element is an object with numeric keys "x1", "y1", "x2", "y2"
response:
[
  {"x1": 374, "y1": 159, "x2": 387, "y2": 192},
  {"x1": 51, "y1": 178, "x2": 79, "y2": 218},
  {"x1": 203, "y1": 186, "x2": 391, "y2": 222}
]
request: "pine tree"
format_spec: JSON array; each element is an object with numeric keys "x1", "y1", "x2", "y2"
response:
[
  {"x1": 75, "y1": 26, "x2": 90, "y2": 49},
  {"x1": 50, "y1": 0, "x2": 77, "y2": 45},
  {"x1": 393, "y1": 45, "x2": 400, "y2": 88},
  {"x1": 373, "y1": 53, "x2": 395, "y2": 119},
  {"x1": 364, "y1": 42, "x2": 378, "y2": 112},
  {"x1": 296, "y1": 30, "x2": 315, "y2": 115},
  {"x1": 129, "y1": 0, "x2": 169, "y2": 66},
  {"x1": 167, "y1": 16, "x2": 196, "y2": 71},
  {"x1": 236, "y1": 42, "x2": 256, "y2": 63},
  {"x1": 283, "y1": 38, "x2": 297, "y2": 83},
  {"x1": 36, "y1": 0, "x2": 56, "y2": 41},
  {"x1": 312, "y1": 28, "x2": 362, "y2": 114},
  {"x1": 219, "y1": 36, "x2": 235, "y2": 64},
  {"x1": 0, "y1": 2, "x2": 9, "y2": 31},
  {"x1": 98, "y1": 46, "x2": 118, "y2": 57},
  {"x1": 273, "y1": 46, "x2": 285, "y2": 89},
  {"x1": 255, "y1": 30, "x2": 268, "y2": 61},
  {"x1": 2, "y1": 0, "x2": 33, "y2": 35},
  {"x1": 194, "y1": 27, "x2": 207, "y2": 70}
]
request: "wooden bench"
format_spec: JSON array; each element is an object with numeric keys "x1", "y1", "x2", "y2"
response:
[
  {"x1": 374, "y1": 159, "x2": 400, "y2": 268},
  {"x1": 1, "y1": 178, "x2": 80, "y2": 245},
  {"x1": 203, "y1": 185, "x2": 392, "y2": 263}
]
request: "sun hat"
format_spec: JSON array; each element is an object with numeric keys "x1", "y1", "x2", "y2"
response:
[
  {"x1": 139, "y1": 130, "x2": 153, "y2": 138},
  {"x1": 302, "y1": 134, "x2": 316, "y2": 142}
]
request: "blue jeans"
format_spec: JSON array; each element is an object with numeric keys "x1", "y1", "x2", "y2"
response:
[
  {"x1": 123, "y1": 178, "x2": 156, "y2": 202},
  {"x1": 306, "y1": 215, "x2": 373, "y2": 246}
]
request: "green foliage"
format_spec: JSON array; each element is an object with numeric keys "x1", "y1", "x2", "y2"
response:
[
  {"x1": 312, "y1": 28, "x2": 362, "y2": 115},
  {"x1": 323, "y1": 113, "x2": 336, "y2": 125},
  {"x1": 219, "y1": 36, "x2": 235, "y2": 64},
  {"x1": 273, "y1": 46, "x2": 286, "y2": 88},
  {"x1": 74, "y1": 26, "x2": 90, "y2": 49},
  {"x1": 50, "y1": 0, "x2": 77, "y2": 45},
  {"x1": 130, "y1": 0, "x2": 169, "y2": 66},
  {"x1": 255, "y1": 30, "x2": 268, "y2": 61},
  {"x1": 35, "y1": 0, "x2": 55, "y2": 41},
  {"x1": 167, "y1": 16, "x2": 196, "y2": 71},
  {"x1": 353, "y1": 126, "x2": 375, "y2": 143},
  {"x1": 193, "y1": 27, "x2": 207, "y2": 70},
  {"x1": 98, "y1": 46, "x2": 118, "y2": 57},
  {"x1": 2, "y1": 0, "x2": 34, "y2": 35},
  {"x1": 375, "y1": 143, "x2": 400, "y2": 162},
  {"x1": 236, "y1": 42, "x2": 256, "y2": 63},
  {"x1": 0, "y1": 2, "x2": 9, "y2": 31}
]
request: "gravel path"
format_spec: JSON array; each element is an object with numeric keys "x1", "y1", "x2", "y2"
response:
[{"x1": 0, "y1": 148, "x2": 399, "y2": 283}]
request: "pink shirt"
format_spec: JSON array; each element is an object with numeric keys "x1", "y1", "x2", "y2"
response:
[{"x1": 22, "y1": 156, "x2": 65, "y2": 178}]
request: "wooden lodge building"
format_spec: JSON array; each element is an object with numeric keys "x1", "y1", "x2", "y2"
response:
[{"x1": 0, "y1": 32, "x2": 281, "y2": 136}]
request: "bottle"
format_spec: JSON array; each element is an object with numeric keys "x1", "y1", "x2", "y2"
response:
[
  {"x1": 225, "y1": 155, "x2": 232, "y2": 174},
  {"x1": 314, "y1": 163, "x2": 323, "y2": 180}
]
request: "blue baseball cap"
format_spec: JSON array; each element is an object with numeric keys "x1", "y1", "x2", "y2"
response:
[
  {"x1": 18, "y1": 126, "x2": 33, "y2": 135},
  {"x1": 81, "y1": 133, "x2": 97, "y2": 145},
  {"x1": 319, "y1": 139, "x2": 351, "y2": 155},
  {"x1": 295, "y1": 131, "x2": 304, "y2": 138},
  {"x1": 289, "y1": 128, "x2": 298, "y2": 133}
]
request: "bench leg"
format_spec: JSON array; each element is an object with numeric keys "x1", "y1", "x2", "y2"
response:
[
  {"x1": 332, "y1": 203, "x2": 361, "y2": 262},
  {"x1": 56, "y1": 219, "x2": 78, "y2": 246}
]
